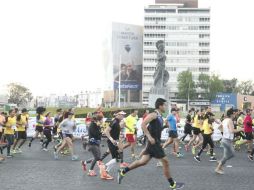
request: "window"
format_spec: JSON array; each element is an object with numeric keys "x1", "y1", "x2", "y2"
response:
[
  {"x1": 199, "y1": 67, "x2": 209, "y2": 72},
  {"x1": 199, "y1": 34, "x2": 210, "y2": 38},
  {"x1": 199, "y1": 58, "x2": 210, "y2": 63},
  {"x1": 199, "y1": 42, "x2": 210, "y2": 47},
  {"x1": 199, "y1": 50, "x2": 210, "y2": 55},
  {"x1": 199, "y1": 25, "x2": 210, "y2": 30},
  {"x1": 144, "y1": 67, "x2": 156, "y2": 71}
]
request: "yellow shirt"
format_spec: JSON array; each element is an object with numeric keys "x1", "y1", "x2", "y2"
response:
[
  {"x1": 36, "y1": 115, "x2": 45, "y2": 127},
  {"x1": 4, "y1": 116, "x2": 16, "y2": 135},
  {"x1": 16, "y1": 115, "x2": 28, "y2": 132},
  {"x1": 193, "y1": 115, "x2": 199, "y2": 128},
  {"x1": 125, "y1": 115, "x2": 138, "y2": 135},
  {"x1": 203, "y1": 119, "x2": 213, "y2": 135}
]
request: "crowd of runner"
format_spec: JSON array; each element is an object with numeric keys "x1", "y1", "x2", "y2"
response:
[{"x1": 0, "y1": 98, "x2": 254, "y2": 189}]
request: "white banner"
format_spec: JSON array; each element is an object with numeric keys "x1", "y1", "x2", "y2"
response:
[{"x1": 26, "y1": 117, "x2": 222, "y2": 141}]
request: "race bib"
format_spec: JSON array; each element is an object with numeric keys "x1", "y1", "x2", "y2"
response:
[{"x1": 12, "y1": 125, "x2": 16, "y2": 130}]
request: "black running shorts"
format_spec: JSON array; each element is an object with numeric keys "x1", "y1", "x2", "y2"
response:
[
  {"x1": 244, "y1": 132, "x2": 253, "y2": 141},
  {"x1": 16, "y1": 131, "x2": 27, "y2": 140},
  {"x1": 192, "y1": 127, "x2": 201, "y2": 135},
  {"x1": 168, "y1": 130, "x2": 178, "y2": 138},
  {"x1": 35, "y1": 126, "x2": 43, "y2": 133},
  {"x1": 143, "y1": 142, "x2": 166, "y2": 159}
]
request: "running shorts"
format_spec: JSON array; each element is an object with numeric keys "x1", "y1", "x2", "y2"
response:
[
  {"x1": 15, "y1": 131, "x2": 27, "y2": 140},
  {"x1": 63, "y1": 133, "x2": 73, "y2": 139},
  {"x1": 244, "y1": 132, "x2": 253, "y2": 141},
  {"x1": 126, "y1": 134, "x2": 135, "y2": 143},
  {"x1": 143, "y1": 142, "x2": 166, "y2": 159},
  {"x1": 193, "y1": 127, "x2": 201, "y2": 135},
  {"x1": 168, "y1": 130, "x2": 178, "y2": 138},
  {"x1": 35, "y1": 126, "x2": 43, "y2": 133}
]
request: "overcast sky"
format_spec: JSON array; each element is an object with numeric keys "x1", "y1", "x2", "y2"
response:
[{"x1": 0, "y1": 0, "x2": 254, "y2": 96}]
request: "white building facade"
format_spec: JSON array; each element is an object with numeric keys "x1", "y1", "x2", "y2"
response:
[{"x1": 143, "y1": 4, "x2": 210, "y2": 105}]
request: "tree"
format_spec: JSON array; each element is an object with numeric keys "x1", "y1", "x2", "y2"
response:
[
  {"x1": 177, "y1": 70, "x2": 196, "y2": 99},
  {"x1": 236, "y1": 80, "x2": 254, "y2": 95},
  {"x1": 198, "y1": 74, "x2": 224, "y2": 101},
  {"x1": 222, "y1": 78, "x2": 238, "y2": 93},
  {"x1": 209, "y1": 74, "x2": 224, "y2": 100},
  {"x1": 7, "y1": 83, "x2": 33, "y2": 107},
  {"x1": 198, "y1": 73, "x2": 210, "y2": 95}
]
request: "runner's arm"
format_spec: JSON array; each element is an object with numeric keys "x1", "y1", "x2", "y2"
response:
[{"x1": 228, "y1": 120, "x2": 243, "y2": 133}]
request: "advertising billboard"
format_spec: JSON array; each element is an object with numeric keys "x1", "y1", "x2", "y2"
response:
[{"x1": 112, "y1": 23, "x2": 143, "y2": 91}]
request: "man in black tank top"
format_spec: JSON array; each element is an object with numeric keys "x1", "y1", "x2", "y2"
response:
[{"x1": 117, "y1": 98, "x2": 184, "y2": 190}]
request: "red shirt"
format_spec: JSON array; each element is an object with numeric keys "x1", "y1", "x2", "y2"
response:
[{"x1": 244, "y1": 114, "x2": 253, "y2": 133}]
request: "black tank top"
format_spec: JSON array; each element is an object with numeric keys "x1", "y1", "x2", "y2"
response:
[{"x1": 147, "y1": 111, "x2": 164, "y2": 143}]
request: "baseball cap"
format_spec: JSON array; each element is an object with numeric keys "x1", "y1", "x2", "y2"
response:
[{"x1": 114, "y1": 111, "x2": 126, "y2": 116}]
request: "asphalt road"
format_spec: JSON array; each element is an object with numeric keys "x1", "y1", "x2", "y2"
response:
[{"x1": 0, "y1": 140, "x2": 254, "y2": 190}]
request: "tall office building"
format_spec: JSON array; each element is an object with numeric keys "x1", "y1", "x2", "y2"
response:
[{"x1": 143, "y1": 1, "x2": 210, "y2": 105}]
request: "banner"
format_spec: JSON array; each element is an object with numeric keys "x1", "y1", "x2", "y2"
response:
[
  {"x1": 112, "y1": 23, "x2": 143, "y2": 91},
  {"x1": 26, "y1": 117, "x2": 223, "y2": 141}
]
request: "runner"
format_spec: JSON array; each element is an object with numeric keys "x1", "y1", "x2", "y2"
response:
[
  {"x1": 12, "y1": 108, "x2": 29, "y2": 153},
  {"x1": 54, "y1": 111, "x2": 78, "y2": 161},
  {"x1": 42, "y1": 112, "x2": 54, "y2": 151},
  {"x1": 194, "y1": 112, "x2": 217, "y2": 162},
  {"x1": 162, "y1": 108, "x2": 183, "y2": 158},
  {"x1": 185, "y1": 110, "x2": 204, "y2": 155},
  {"x1": 180, "y1": 109, "x2": 194, "y2": 143},
  {"x1": 2, "y1": 109, "x2": 16, "y2": 158},
  {"x1": 117, "y1": 98, "x2": 184, "y2": 189},
  {"x1": 0, "y1": 112, "x2": 6, "y2": 159},
  {"x1": 122, "y1": 109, "x2": 139, "y2": 160},
  {"x1": 215, "y1": 108, "x2": 244, "y2": 174},
  {"x1": 53, "y1": 108, "x2": 63, "y2": 138},
  {"x1": 29, "y1": 107, "x2": 46, "y2": 147},
  {"x1": 101, "y1": 110, "x2": 126, "y2": 180},
  {"x1": 81, "y1": 113, "x2": 104, "y2": 176}
]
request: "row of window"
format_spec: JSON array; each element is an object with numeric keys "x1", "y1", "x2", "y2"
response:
[
  {"x1": 144, "y1": 41, "x2": 204, "y2": 47},
  {"x1": 144, "y1": 25, "x2": 210, "y2": 31},
  {"x1": 145, "y1": 17, "x2": 210, "y2": 23},
  {"x1": 145, "y1": 17, "x2": 166, "y2": 21},
  {"x1": 144, "y1": 50, "x2": 210, "y2": 55},
  {"x1": 143, "y1": 66, "x2": 209, "y2": 72},
  {"x1": 144, "y1": 33, "x2": 210, "y2": 39}
]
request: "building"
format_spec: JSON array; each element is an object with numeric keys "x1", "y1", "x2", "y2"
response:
[
  {"x1": 77, "y1": 90, "x2": 103, "y2": 108},
  {"x1": 143, "y1": 1, "x2": 210, "y2": 105}
]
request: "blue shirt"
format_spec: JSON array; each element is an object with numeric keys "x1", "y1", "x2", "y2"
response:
[{"x1": 168, "y1": 114, "x2": 177, "y2": 131}]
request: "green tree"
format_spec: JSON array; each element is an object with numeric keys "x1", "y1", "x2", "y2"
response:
[
  {"x1": 236, "y1": 80, "x2": 254, "y2": 95},
  {"x1": 209, "y1": 74, "x2": 224, "y2": 100},
  {"x1": 198, "y1": 74, "x2": 224, "y2": 100},
  {"x1": 222, "y1": 78, "x2": 238, "y2": 93},
  {"x1": 177, "y1": 70, "x2": 196, "y2": 99},
  {"x1": 7, "y1": 83, "x2": 33, "y2": 107}
]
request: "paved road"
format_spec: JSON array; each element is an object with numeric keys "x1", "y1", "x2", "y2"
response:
[{"x1": 0, "y1": 140, "x2": 254, "y2": 190}]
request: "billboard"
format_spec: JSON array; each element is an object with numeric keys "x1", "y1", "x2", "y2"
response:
[{"x1": 112, "y1": 23, "x2": 143, "y2": 91}]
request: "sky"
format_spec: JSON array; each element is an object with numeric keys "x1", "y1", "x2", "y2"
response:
[{"x1": 0, "y1": 0, "x2": 254, "y2": 96}]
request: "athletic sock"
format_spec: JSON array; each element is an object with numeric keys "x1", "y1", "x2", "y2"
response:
[
  {"x1": 119, "y1": 152, "x2": 124, "y2": 163},
  {"x1": 210, "y1": 148, "x2": 214, "y2": 156},
  {"x1": 122, "y1": 167, "x2": 130, "y2": 174},
  {"x1": 168, "y1": 178, "x2": 175, "y2": 186}
]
